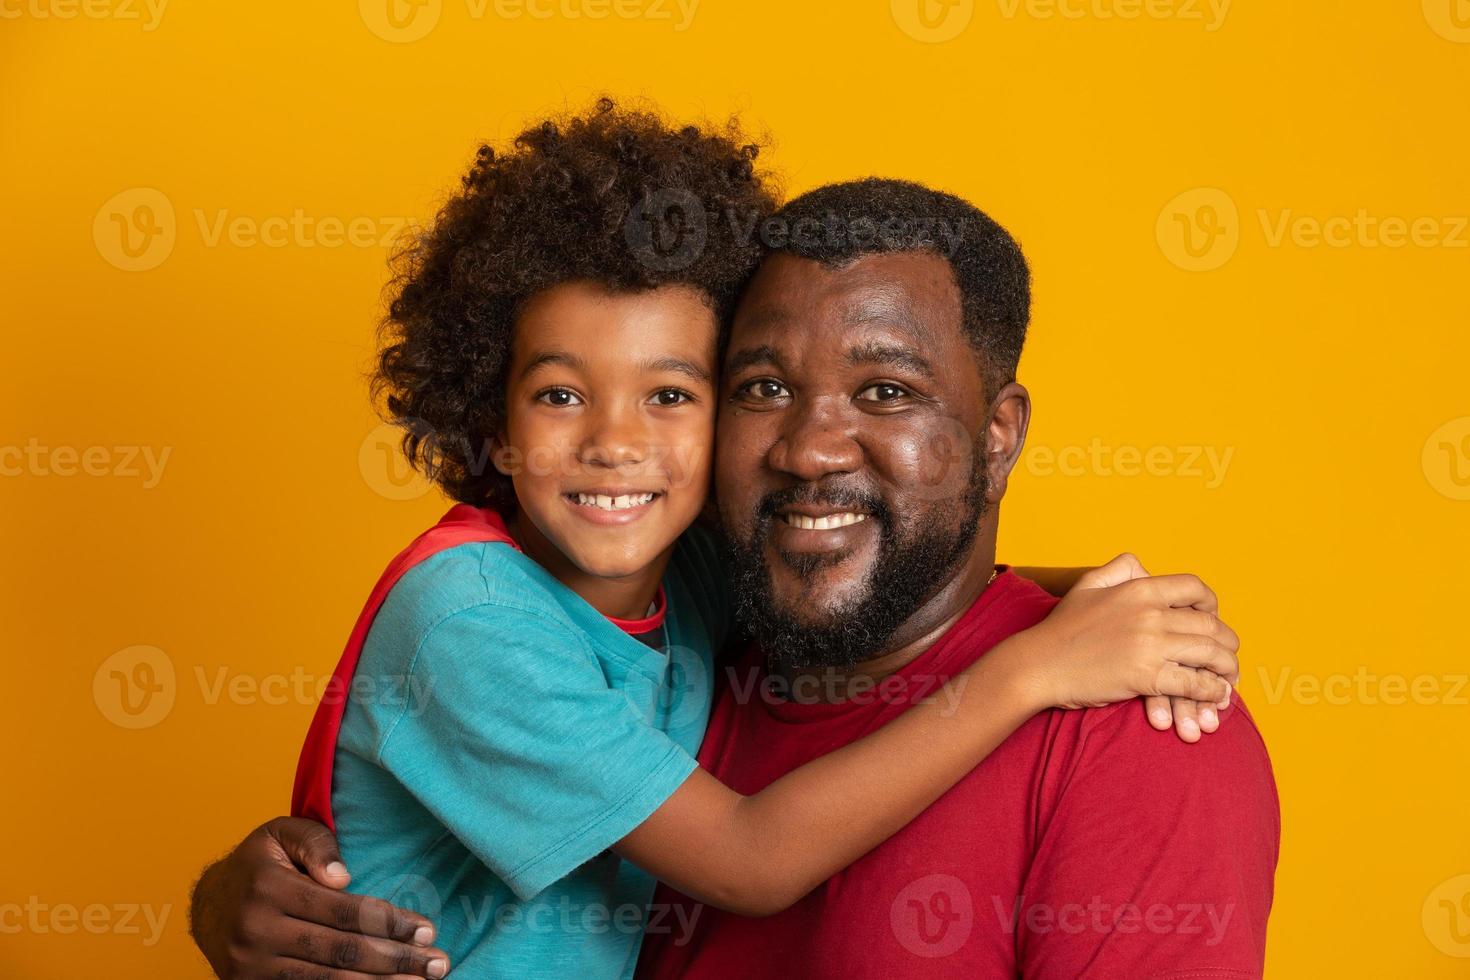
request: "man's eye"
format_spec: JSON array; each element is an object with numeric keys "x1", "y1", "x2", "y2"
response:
[
  {"x1": 651, "y1": 389, "x2": 693, "y2": 407},
  {"x1": 737, "y1": 379, "x2": 790, "y2": 400},
  {"x1": 536, "y1": 387, "x2": 582, "y2": 407},
  {"x1": 856, "y1": 383, "x2": 907, "y2": 402}
]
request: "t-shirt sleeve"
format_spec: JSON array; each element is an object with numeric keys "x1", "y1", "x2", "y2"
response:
[
  {"x1": 369, "y1": 601, "x2": 699, "y2": 902},
  {"x1": 1017, "y1": 697, "x2": 1280, "y2": 979}
]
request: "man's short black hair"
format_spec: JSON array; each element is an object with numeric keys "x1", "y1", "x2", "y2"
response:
[
  {"x1": 375, "y1": 97, "x2": 778, "y2": 510},
  {"x1": 766, "y1": 177, "x2": 1030, "y2": 396}
]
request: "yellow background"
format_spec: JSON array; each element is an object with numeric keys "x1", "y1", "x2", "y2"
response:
[{"x1": 3, "y1": 1, "x2": 1468, "y2": 976}]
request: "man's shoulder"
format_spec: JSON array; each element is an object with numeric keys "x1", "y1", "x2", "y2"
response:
[{"x1": 1030, "y1": 692, "x2": 1280, "y2": 850}]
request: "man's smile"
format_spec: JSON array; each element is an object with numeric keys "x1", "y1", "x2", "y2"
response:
[{"x1": 769, "y1": 502, "x2": 877, "y2": 554}]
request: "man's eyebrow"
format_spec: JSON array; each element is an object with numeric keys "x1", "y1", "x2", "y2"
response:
[
  {"x1": 519, "y1": 350, "x2": 587, "y2": 378},
  {"x1": 844, "y1": 341, "x2": 935, "y2": 379},
  {"x1": 724, "y1": 344, "x2": 782, "y2": 376},
  {"x1": 644, "y1": 356, "x2": 713, "y2": 385}
]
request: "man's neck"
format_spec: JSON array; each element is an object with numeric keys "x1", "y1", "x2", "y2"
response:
[{"x1": 771, "y1": 530, "x2": 999, "y2": 703}]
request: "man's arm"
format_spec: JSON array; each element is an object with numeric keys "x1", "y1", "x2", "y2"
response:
[
  {"x1": 1017, "y1": 694, "x2": 1280, "y2": 978},
  {"x1": 189, "y1": 818, "x2": 450, "y2": 979}
]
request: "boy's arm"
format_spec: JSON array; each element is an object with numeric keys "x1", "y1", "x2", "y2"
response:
[
  {"x1": 1012, "y1": 565, "x2": 1093, "y2": 597},
  {"x1": 616, "y1": 557, "x2": 1239, "y2": 917},
  {"x1": 189, "y1": 818, "x2": 448, "y2": 979}
]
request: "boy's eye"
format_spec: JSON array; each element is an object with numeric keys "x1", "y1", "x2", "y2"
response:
[
  {"x1": 736, "y1": 379, "x2": 791, "y2": 401},
  {"x1": 856, "y1": 383, "x2": 908, "y2": 403},
  {"x1": 536, "y1": 387, "x2": 583, "y2": 407},
  {"x1": 651, "y1": 388, "x2": 693, "y2": 407}
]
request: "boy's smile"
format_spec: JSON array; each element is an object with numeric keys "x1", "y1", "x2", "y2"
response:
[{"x1": 497, "y1": 280, "x2": 718, "y2": 618}]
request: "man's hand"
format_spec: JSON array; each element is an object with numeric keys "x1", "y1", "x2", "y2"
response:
[{"x1": 190, "y1": 817, "x2": 451, "y2": 979}]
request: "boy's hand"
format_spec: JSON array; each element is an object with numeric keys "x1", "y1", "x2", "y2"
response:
[
  {"x1": 1011, "y1": 554, "x2": 1239, "y2": 742},
  {"x1": 189, "y1": 816, "x2": 450, "y2": 979}
]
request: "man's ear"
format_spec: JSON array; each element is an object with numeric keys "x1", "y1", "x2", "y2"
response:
[{"x1": 984, "y1": 381, "x2": 1030, "y2": 505}]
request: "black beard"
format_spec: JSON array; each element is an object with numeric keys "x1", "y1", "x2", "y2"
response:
[{"x1": 726, "y1": 454, "x2": 990, "y2": 669}]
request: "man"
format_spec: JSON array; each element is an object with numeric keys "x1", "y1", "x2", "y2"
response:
[{"x1": 190, "y1": 178, "x2": 1277, "y2": 978}]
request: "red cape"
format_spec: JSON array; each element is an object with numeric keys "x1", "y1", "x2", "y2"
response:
[{"x1": 290, "y1": 505, "x2": 518, "y2": 830}]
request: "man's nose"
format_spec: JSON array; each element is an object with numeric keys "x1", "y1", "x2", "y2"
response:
[
  {"x1": 767, "y1": 399, "x2": 862, "y2": 482},
  {"x1": 579, "y1": 406, "x2": 650, "y2": 469}
]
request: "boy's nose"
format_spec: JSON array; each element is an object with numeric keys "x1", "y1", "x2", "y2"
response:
[{"x1": 579, "y1": 413, "x2": 650, "y2": 469}]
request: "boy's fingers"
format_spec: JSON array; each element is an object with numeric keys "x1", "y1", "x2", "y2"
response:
[
  {"x1": 1196, "y1": 698, "x2": 1221, "y2": 733},
  {"x1": 1170, "y1": 696, "x2": 1202, "y2": 743},
  {"x1": 270, "y1": 817, "x2": 352, "y2": 887},
  {"x1": 1145, "y1": 573, "x2": 1218, "y2": 613},
  {"x1": 1143, "y1": 695, "x2": 1172, "y2": 730},
  {"x1": 1076, "y1": 553, "x2": 1149, "y2": 590},
  {"x1": 1155, "y1": 663, "x2": 1232, "y2": 704},
  {"x1": 274, "y1": 921, "x2": 449, "y2": 978},
  {"x1": 1164, "y1": 608, "x2": 1240, "y2": 652},
  {"x1": 1165, "y1": 635, "x2": 1238, "y2": 682}
]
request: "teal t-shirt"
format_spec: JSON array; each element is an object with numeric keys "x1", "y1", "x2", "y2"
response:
[{"x1": 332, "y1": 527, "x2": 728, "y2": 978}]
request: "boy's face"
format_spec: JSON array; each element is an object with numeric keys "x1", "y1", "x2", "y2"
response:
[{"x1": 498, "y1": 281, "x2": 717, "y2": 581}]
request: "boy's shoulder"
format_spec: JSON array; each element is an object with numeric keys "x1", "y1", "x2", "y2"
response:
[{"x1": 374, "y1": 539, "x2": 580, "y2": 643}]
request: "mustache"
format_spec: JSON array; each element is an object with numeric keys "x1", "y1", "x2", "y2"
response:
[{"x1": 755, "y1": 482, "x2": 891, "y2": 526}]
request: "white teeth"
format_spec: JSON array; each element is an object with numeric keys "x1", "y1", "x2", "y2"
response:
[
  {"x1": 782, "y1": 512, "x2": 866, "y2": 530},
  {"x1": 574, "y1": 492, "x2": 656, "y2": 511}
]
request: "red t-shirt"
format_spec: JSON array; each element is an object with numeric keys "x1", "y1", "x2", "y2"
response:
[{"x1": 636, "y1": 570, "x2": 1280, "y2": 979}]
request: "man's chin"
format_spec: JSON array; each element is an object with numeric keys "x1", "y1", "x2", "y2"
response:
[
  {"x1": 763, "y1": 558, "x2": 874, "y2": 629},
  {"x1": 767, "y1": 540, "x2": 875, "y2": 602}
]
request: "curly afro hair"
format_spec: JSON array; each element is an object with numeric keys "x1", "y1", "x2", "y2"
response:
[
  {"x1": 374, "y1": 97, "x2": 778, "y2": 510},
  {"x1": 767, "y1": 177, "x2": 1030, "y2": 398}
]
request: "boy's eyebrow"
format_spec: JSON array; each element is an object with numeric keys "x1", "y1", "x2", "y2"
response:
[
  {"x1": 844, "y1": 341, "x2": 935, "y2": 379},
  {"x1": 724, "y1": 344, "x2": 782, "y2": 376},
  {"x1": 644, "y1": 356, "x2": 713, "y2": 385},
  {"x1": 520, "y1": 350, "x2": 587, "y2": 377}
]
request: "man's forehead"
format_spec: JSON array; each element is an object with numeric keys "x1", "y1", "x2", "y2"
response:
[{"x1": 733, "y1": 251, "x2": 961, "y2": 346}]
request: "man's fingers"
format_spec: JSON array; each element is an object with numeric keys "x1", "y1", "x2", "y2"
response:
[
  {"x1": 274, "y1": 874, "x2": 437, "y2": 947},
  {"x1": 267, "y1": 957, "x2": 444, "y2": 980},
  {"x1": 270, "y1": 817, "x2": 352, "y2": 888},
  {"x1": 1075, "y1": 553, "x2": 1150, "y2": 590},
  {"x1": 1155, "y1": 663, "x2": 1232, "y2": 704},
  {"x1": 275, "y1": 920, "x2": 449, "y2": 978}
]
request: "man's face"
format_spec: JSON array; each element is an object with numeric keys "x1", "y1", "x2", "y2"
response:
[{"x1": 716, "y1": 250, "x2": 1006, "y2": 667}]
